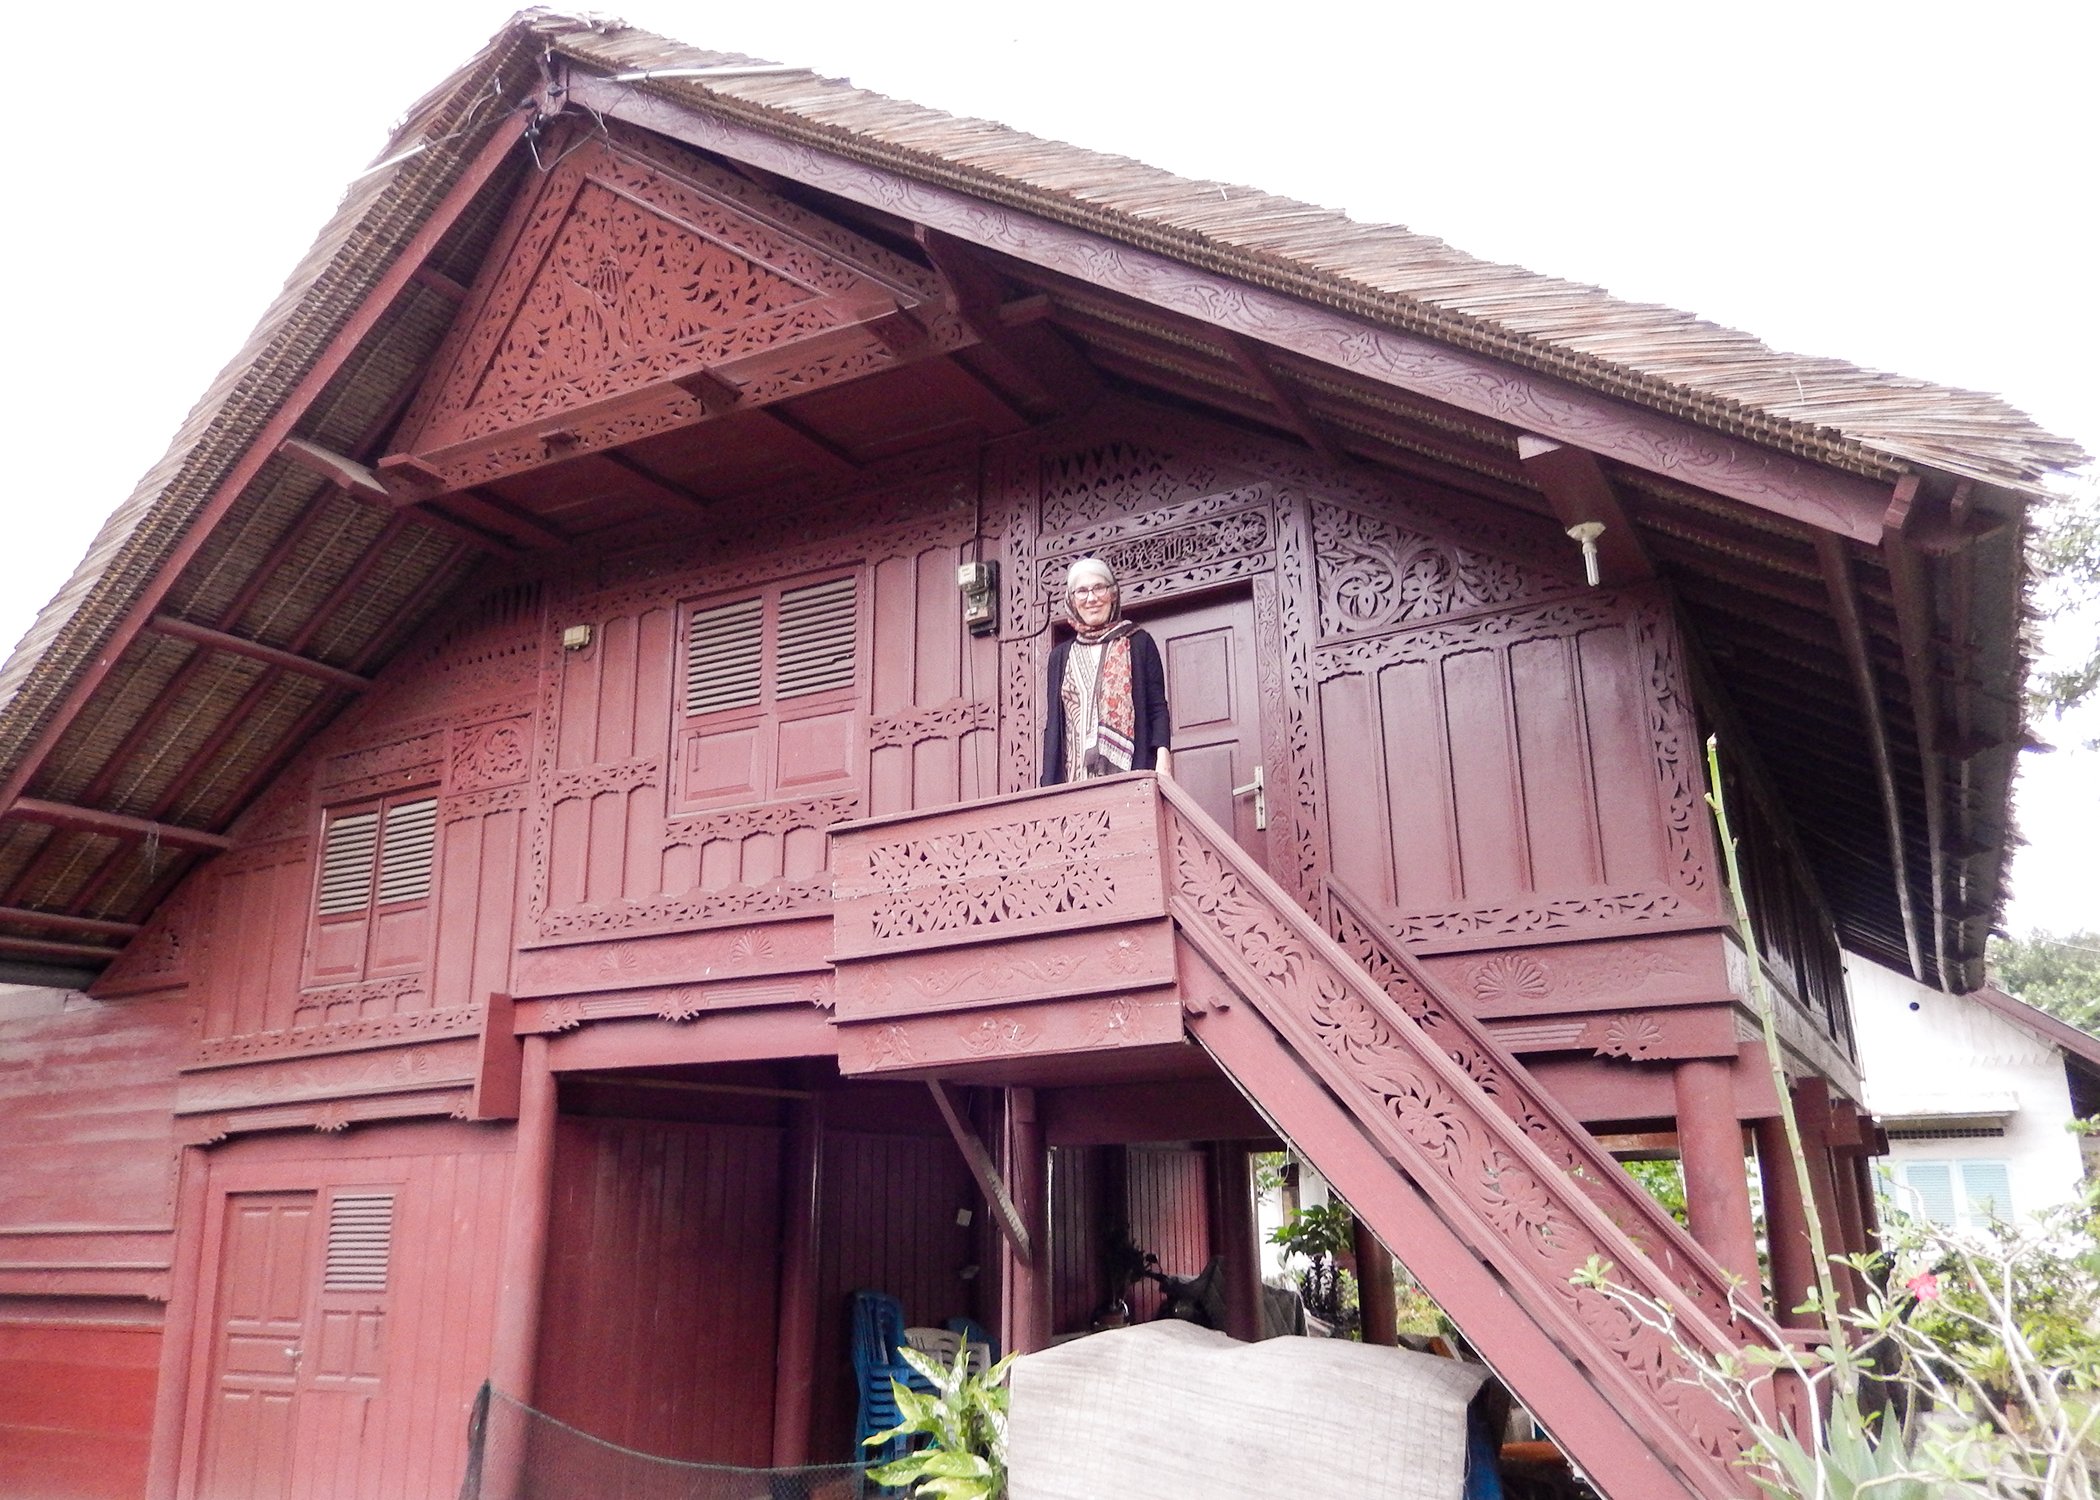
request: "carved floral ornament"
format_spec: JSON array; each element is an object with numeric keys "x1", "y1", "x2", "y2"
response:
[{"x1": 1313, "y1": 503, "x2": 1554, "y2": 639}]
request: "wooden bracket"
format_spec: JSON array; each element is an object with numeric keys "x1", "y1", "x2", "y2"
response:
[
  {"x1": 1517, "y1": 435, "x2": 1655, "y2": 584},
  {"x1": 927, "y1": 1080, "x2": 1033, "y2": 1266}
]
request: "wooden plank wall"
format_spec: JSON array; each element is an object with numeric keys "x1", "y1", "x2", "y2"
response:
[
  {"x1": 813, "y1": 1125, "x2": 979, "y2": 1460},
  {"x1": 1123, "y1": 1147, "x2": 1210, "y2": 1323},
  {"x1": 0, "y1": 1309, "x2": 158, "y2": 1500},
  {"x1": 533, "y1": 1116, "x2": 785, "y2": 1466}
]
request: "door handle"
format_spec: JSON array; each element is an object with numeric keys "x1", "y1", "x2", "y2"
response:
[{"x1": 1231, "y1": 765, "x2": 1267, "y2": 831}]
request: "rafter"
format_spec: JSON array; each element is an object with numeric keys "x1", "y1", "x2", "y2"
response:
[
  {"x1": 1817, "y1": 533, "x2": 1924, "y2": 979},
  {"x1": 0, "y1": 906, "x2": 142, "y2": 940},
  {"x1": 1222, "y1": 334, "x2": 1342, "y2": 465},
  {"x1": 149, "y1": 616, "x2": 373, "y2": 693},
  {"x1": 8, "y1": 799, "x2": 231, "y2": 852}
]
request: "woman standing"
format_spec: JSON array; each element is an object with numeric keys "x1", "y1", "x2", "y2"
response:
[{"x1": 1040, "y1": 558, "x2": 1172, "y2": 785}]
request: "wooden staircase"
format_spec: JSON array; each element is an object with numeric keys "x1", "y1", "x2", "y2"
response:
[
  {"x1": 1156, "y1": 780, "x2": 1761, "y2": 1500},
  {"x1": 830, "y1": 775, "x2": 1774, "y2": 1497}
]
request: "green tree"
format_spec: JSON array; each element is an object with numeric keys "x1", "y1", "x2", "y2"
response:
[
  {"x1": 1988, "y1": 930, "x2": 2100, "y2": 1032},
  {"x1": 2030, "y1": 481, "x2": 2100, "y2": 725}
]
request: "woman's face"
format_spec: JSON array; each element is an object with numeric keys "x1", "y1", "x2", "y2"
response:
[{"x1": 1070, "y1": 582, "x2": 1115, "y2": 629}]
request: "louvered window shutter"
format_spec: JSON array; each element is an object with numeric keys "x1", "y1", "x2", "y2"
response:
[
  {"x1": 1957, "y1": 1161, "x2": 2012, "y2": 1227},
  {"x1": 323, "y1": 1192, "x2": 395, "y2": 1292},
  {"x1": 687, "y1": 597, "x2": 765, "y2": 715},
  {"x1": 316, "y1": 810, "x2": 380, "y2": 916},
  {"x1": 374, "y1": 798, "x2": 438, "y2": 906},
  {"x1": 1897, "y1": 1161, "x2": 1957, "y2": 1226},
  {"x1": 775, "y1": 577, "x2": 857, "y2": 699}
]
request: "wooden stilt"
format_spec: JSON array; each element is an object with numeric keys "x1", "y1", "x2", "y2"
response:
[
  {"x1": 771, "y1": 1090, "x2": 823, "y2": 1466},
  {"x1": 1672, "y1": 1058, "x2": 1760, "y2": 1295}
]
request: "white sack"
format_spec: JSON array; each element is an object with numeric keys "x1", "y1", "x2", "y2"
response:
[{"x1": 1008, "y1": 1321, "x2": 1486, "y2": 1500}]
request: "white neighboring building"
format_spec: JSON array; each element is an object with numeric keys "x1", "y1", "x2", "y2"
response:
[{"x1": 1846, "y1": 957, "x2": 2100, "y2": 1228}]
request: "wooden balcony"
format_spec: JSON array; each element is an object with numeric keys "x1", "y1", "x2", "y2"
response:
[{"x1": 828, "y1": 775, "x2": 1184, "y2": 1078}]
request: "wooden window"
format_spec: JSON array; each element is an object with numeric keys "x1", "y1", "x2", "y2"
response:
[
  {"x1": 676, "y1": 573, "x2": 862, "y2": 811},
  {"x1": 307, "y1": 793, "x2": 439, "y2": 985}
]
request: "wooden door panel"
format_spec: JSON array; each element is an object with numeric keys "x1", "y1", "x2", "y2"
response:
[
  {"x1": 196, "y1": 1193, "x2": 316, "y2": 1500},
  {"x1": 1140, "y1": 594, "x2": 1267, "y2": 869}
]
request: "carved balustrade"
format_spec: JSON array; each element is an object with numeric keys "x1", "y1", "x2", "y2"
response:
[
  {"x1": 1324, "y1": 876, "x2": 1744, "y2": 1329},
  {"x1": 1156, "y1": 778, "x2": 1759, "y2": 1492},
  {"x1": 828, "y1": 776, "x2": 1180, "y2": 1075}
]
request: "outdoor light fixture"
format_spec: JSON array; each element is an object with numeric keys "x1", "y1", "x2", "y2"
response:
[
  {"x1": 560, "y1": 624, "x2": 594, "y2": 651},
  {"x1": 1565, "y1": 521, "x2": 1606, "y2": 587},
  {"x1": 957, "y1": 560, "x2": 999, "y2": 635}
]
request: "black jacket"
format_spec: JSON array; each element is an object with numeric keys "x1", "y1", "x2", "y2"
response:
[{"x1": 1040, "y1": 629, "x2": 1171, "y2": 785}]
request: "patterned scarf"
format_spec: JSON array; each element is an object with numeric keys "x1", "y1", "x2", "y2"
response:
[{"x1": 1062, "y1": 619, "x2": 1137, "y2": 779}]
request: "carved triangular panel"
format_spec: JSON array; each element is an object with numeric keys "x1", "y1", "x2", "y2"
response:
[{"x1": 391, "y1": 125, "x2": 961, "y2": 488}]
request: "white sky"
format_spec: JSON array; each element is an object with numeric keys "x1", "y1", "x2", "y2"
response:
[{"x1": 3, "y1": 0, "x2": 2093, "y2": 938}]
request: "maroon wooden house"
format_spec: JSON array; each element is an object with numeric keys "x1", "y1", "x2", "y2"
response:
[{"x1": 0, "y1": 14, "x2": 2082, "y2": 1499}]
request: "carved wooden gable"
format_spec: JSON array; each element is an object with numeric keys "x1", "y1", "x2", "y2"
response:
[{"x1": 386, "y1": 125, "x2": 964, "y2": 491}]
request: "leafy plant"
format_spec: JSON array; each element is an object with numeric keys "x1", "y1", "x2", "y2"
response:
[
  {"x1": 1270, "y1": 1201, "x2": 1359, "y2": 1331},
  {"x1": 1268, "y1": 1200, "x2": 1354, "y2": 1263},
  {"x1": 864, "y1": 1340, "x2": 1016, "y2": 1500}
]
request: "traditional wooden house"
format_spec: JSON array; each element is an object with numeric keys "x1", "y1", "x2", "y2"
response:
[{"x1": 0, "y1": 12, "x2": 2082, "y2": 1499}]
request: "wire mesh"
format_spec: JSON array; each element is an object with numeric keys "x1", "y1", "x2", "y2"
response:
[{"x1": 460, "y1": 1383, "x2": 867, "y2": 1500}]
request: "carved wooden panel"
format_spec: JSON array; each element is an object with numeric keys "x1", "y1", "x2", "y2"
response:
[
  {"x1": 512, "y1": 918, "x2": 832, "y2": 1000},
  {"x1": 1312, "y1": 501, "x2": 1563, "y2": 640},
  {"x1": 1317, "y1": 589, "x2": 1718, "y2": 951},
  {"x1": 833, "y1": 921, "x2": 1171, "y2": 1020},
  {"x1": 392, "y1": 125, "x2": 966, "y2": 490},
  {"x1": 831, "y1": 779, "x2": 1166, "y2": 960},
  {"x1": 836, "y1": 990, "x2": 1183, "y2": 1076}
]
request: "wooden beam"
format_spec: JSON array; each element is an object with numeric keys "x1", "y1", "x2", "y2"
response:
[
  {"x1": 0, "y1": 108, "x2": 533, "y2": 817},
  {"x1": 0, "y1": 933, "x2": 126, "y2": 964},
  {"x1": 1881, "y1": 477, "x2": 1952, "y2": 989},
  {"x1": 1222, "y1": 334, "x2": 1343, "y2": 466},
  {"x1": 926, "y1": 1080, "x2": 1032, "y2": 1265},
  {"x1": 450, "y1": 489, "x2": 571, "y2": 550},
  {"x1": 0, "y1": 906, "x2": 142, "y2": 940},
  {"x1": 751, "y1": 408, "x2": 861, "y2": 480},
  {"x1": 1518, "y1": 436, "x2": 1656, "y2": 585},
  {"x1": 592, "y1": 450, "x2": 715, "y2": 512},
  {"x1": 275, "y1": 437, "x2": 393, "y2": 502},
  {"x1": 8, "y1": 799, "x2": 232, "y2": 852},
  {"x1": 149, "y1": 616, "x2": 372, "y2": 693},
  {"x1": 410, "y1": 264, "x2": 470, "y2": 302}
]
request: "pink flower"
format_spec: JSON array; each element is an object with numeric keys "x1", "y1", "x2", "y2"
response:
[{"x1": 1905, "y1": 1272, "x2": 1941, "y2": 1302}]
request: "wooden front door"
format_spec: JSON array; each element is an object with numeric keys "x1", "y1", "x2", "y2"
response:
[
  {"x1": 194, "y1": 1192, "x2": 317, "y2": 1500},
  {"x1": 1140, "y1": 592, "x2": 1268, "y2": 870}
]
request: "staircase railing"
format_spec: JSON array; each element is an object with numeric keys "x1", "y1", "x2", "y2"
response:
[
  {"x1": 1323, "y1": 874, "x2": 1745, "y2": 1328},
  {"x1": 1157, "y1": 776, "x2": 1761, "y2": 1499}
]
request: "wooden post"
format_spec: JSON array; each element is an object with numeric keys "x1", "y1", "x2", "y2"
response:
[
  {"x1": 490, "y1": 1037, "x2": 556, "y2": 1399},
  {"x1": 1208, "y1": 1143, "x2": 1263, "y2": 1343},
  {"x1": 1672, "y1": 1058, "x2": 1760, "y2": 1293},
  {"x1": 1000, "y1": 1087, "x2": 1051, "y2": 1354},
  {"x1": 1351, "y1": 1215, "x2": 1399, "y2": 1347},
  {"x1": 771, "y1": 1091, "x2": 823, "y2": 1466},
  {"x1": 1756, "y1": 1112, "x2": 1816, "y2": 1323},
  {"x1": 144, "y1": 1146, "x2": 211, "y2": 1500}
]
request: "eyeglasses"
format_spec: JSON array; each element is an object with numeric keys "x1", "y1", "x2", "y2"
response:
[{"x1": 1069, "y1": 585, "x2": 1113, "y2": 599}]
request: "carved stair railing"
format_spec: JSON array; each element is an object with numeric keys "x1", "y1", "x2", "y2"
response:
[
  {"x1": 1158, "y1": 778, "x2": 1761, "y2": 1500},
  {"x1": 1323, "y1": 875, "x2": 1746, "y2": 1327}
]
